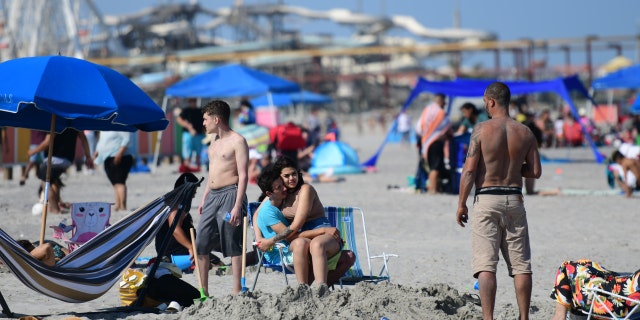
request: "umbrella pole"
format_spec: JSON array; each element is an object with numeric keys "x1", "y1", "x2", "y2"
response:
[{"x1": 39, "y1": 114, "x2": 56, "y2": 246}]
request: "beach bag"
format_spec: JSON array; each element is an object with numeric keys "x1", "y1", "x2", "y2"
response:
[
  {"x1": 118, "y1": 268, "x2": 161, "y2": 307},
  {"x1": 273, "y1": 123, "x2": 306, "y2": 151}
]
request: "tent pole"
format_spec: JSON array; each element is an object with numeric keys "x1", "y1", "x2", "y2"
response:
[
  {"x1": 39, "y1": 114, "x2": 56, "y2": 246},
  {"x1": 151, "y1": 96, "x2": 169, "y2": 174}
]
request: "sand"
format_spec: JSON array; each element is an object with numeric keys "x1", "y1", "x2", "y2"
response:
[{"x1": 0, "y1": 119, "x2": 633, "y2": 320}]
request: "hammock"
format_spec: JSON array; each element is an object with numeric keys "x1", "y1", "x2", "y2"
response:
[{"x1": 0, "y1": 181, "x2": 199, "y2": 304}]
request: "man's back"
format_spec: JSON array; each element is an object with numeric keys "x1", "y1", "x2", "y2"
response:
[{"x1": 475, "y1": 117, "x2": 536, "y2": 189}]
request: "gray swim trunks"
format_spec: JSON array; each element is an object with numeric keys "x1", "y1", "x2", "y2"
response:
[{"x1": 195, "y1": 185, "x2": 247, "y2": 257}]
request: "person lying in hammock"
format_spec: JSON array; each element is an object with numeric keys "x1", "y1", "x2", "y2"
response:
[
  {"x1": 550, "y1": 259, "x2": 640, "y2": 320},
  {"x1": 17, "y1": 239, "x2": 67, "y2": 267}
]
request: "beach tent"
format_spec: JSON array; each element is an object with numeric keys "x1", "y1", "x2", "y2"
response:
[
  {"x1": 154, "y1": 63, "x2": 300, "y2": 171},
  {"x1": 362, "y1": 75, "x2": 605, "y2": 168},
  {"x1": 592, "y1": 64, "x2": 640, "y2": 89},
  {"x1": 250, "y1": 90, "x2": 332, "y2": 107},
  {"x1": 309, "y1": 141, "x2": 364, "y2": 176},
  {"x1": 165, "y1": 63, "x2": 300, "y2": 98}
]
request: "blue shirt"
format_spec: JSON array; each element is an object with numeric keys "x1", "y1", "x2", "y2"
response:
[{"x1": 256, "y1": 200, "x2": 290, "y2": 264}]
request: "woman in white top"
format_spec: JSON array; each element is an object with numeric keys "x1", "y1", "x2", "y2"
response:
[{"x1": 94, "y1": 131, "x2": 134, "y2": 211}]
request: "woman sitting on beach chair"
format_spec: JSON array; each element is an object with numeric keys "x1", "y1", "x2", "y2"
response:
[
  {"x1": 551, "y1": 259, "x2": 640, "y2": 320},
  {"x1": 253, "y1": 156, "x2": 355, "y2": 287}
]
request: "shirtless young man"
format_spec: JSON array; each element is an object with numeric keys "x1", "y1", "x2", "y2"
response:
[
  {"x1": 196, "y1": 100, "x2": 249, "y2": 295},
  {"x1": 455, "y1": 82, "x2": 541, "y2": 320},
  {"x1": 611, "y1": 150, "x2": 640, "y2": 197}
]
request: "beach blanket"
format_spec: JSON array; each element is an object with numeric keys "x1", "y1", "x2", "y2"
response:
[
  {"x1": 416, "y1": 103, "x2": 450, "y2": 159},
  {"x1": 550, "y1": 259, "x2": 640, "y2": 318}
]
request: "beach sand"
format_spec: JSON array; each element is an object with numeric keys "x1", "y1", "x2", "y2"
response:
[{"x1": 0, "y1": 120, "x2": 633, "y2": 319}]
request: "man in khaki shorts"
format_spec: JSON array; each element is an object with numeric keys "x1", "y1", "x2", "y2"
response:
[{"x1": 455, "y1": 82, "x2": 541, "y2": 320}]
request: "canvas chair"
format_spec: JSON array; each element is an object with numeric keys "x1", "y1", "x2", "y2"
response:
[
  {"x1": 249, "y1": 202, "x2": 397, "y2": 291},
  {"x1": 0, "y1": 181, "x2": 200, "y2": 317},
  {"x1": 51, "y1": 202, "x2": 112, "y2": 252},
  {"x1": 247, "y1": 201, "x2": 294, "y2": 291},
  {"x1": 324, "y1": 206, "x2": 397, "y2": 287},
  {"x1": 580, "y1": 286, "x2": 640, "y2": 320}
]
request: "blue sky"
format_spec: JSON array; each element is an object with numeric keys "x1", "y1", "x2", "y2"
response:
[{"x1": 97, "y1": 0, "x2": 640, "y2": 68}]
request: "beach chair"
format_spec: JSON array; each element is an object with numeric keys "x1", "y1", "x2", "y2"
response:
[
  {"x1": 247, "y1": 201, "x2": 294, "y2": 291},
  {"x1": 324, "y1": 206, "x2": 398, "y2": 287},
  {"x1": 51, "y1": 202, "x2": 112, "y2": 252},
  {"x1": 579, "y1": 285, "x2": 640, "y2": 320}
]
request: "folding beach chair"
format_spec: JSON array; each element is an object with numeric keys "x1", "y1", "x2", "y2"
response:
[
  {"x1": 247, "y1": 201, "x2": 294, "y2": 291},
  {"x1": 580, "y1": 286, "x2": 640, "y2": 320},
  {"x1": 324, "y1": 206, "x2": 398, "y2": 287},
  {"x1": 51, "y1": 202, "x2": 111, "y2": 252}
]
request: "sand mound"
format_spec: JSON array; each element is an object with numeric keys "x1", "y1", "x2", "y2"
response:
[{"x1": 179, "y1": 282, "x2": 483, "y2": 320}]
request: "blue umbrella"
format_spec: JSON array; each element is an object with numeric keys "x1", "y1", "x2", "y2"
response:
[
  {"x1": 166, "y1": 63, "x2": 300, "y2": 98},
  {"x1": 0, "y1": 55, "x2": 168, "y2": 244},
  {"x1": 250, "y1": 90, "x2": 332, "y2": 107},
  {"x1": 0, "y1": 56, "x2": 168, "y2": 132}
]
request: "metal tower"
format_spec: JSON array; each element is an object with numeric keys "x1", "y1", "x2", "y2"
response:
[{"x1": 0, "y1": 0, "x2": 108, "y2": 60}]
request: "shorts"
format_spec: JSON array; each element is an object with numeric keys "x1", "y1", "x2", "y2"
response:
[
  {"x1": 327, "y1": 251, "x2": 341, "y2": 271},
  {"x1": 301, "y1": 217, "x2": 331, "y2": 231},
  {"x1": 426, "y1": 140, "x2": 446, "y2": 172},
  {"x1": 196, "y1": 185, "x2": 247, "y2": 258},
  {"x1": 182, "y1": 132, "x2": 205, "y2": 161},
  {"x1": 36, "y1": 158, "x2": 72, "y2": 185},
  {"x1": 471, "y1": 193, "x2": 531, "y2": 278},
  {"x1": 104, "y1": 155, "x2": 133, "y2": 185}
]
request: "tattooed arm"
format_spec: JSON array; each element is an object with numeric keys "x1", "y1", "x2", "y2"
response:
[
  {"x1": 456, "y1": 124, "x2": 482, "y2": 227},
  {"x1": 257, "y1": 222, "x2": 294, "y2": 252}
]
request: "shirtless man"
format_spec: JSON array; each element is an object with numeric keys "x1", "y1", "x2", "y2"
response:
[
  {"x1": 611, "y1": 150, "x2": 640, "y2": 197},
  {"x1": 196, "y1": 100, "x2": 249, "y2": 295},
  {"x1": 455, "y1": 82, "x2": 541, "y2": 320}
]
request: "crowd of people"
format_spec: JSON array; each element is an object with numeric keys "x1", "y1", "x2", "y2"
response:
[{"x1": 10, "y1": 82, "x2": 640, "y2": 317}]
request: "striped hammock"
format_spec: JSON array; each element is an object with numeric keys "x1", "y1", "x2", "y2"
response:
[{"x1": 0, "y1": 181, "x2": 199, "y2": 303}]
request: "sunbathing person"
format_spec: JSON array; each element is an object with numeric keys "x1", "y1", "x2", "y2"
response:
[
  {"x1": 253, "y1": 157, "x2": 355, "y2": 286},
  {"x1": 17, "y1": 240, "x2": 62, "y2": 267},
  {"x1": 550, "y1": 259, "x2": 640, "y2": 320}
]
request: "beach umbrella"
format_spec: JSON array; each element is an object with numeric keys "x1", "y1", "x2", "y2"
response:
[{"x1": 0, "y1": 55, "x2": 169, "y2": 245}]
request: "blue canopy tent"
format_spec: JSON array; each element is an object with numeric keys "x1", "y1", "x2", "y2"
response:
[
  {"x1": 250, "y1": 90, "x2": 332, "y2": 107},
  {"x1": 154, "y1": 63, "x2": 301, "y2": 171},
  {"x1": 592, "y1": 64, "x2": 640, "y2": 114},
  {"x1": 592, "y1": 64, "x2": 640, "y2": 89},
  {"x1": 362, "y1": 75, "x2": 605, "y2": 169},
  {"x1": 165, "y1": 63, "x2": 300, "y2": 98}
]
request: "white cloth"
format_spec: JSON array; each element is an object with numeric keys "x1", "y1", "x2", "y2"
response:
[
  {"x1": 619, "y1": 142, "x2": 640, "y2": 159},
  {"x1": 94, "y1": 131, "x2": 132, "y2": 165},
  {"x1": 610, "y1": 163, "x2": 637, "y2": 187},
  {"x1": 396, "y1": 112, "x2": 411, "y2": 133}
]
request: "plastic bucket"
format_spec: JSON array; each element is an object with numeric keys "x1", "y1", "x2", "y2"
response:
[{"x1": 171, "y1": 255, "x2": 192, "y2": 270}]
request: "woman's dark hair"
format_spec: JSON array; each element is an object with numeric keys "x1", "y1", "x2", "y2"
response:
[
  {"x1": 273, "y1": 155, "x2": 304, "y2": 193},
  {"x1": 174, "y1": 172, "x2": 199, "y2": 189}
]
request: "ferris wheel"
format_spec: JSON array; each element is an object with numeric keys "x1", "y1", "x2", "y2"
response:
[{"x1": 0, "y1": 0, "x2": 109, "y2": 60}]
